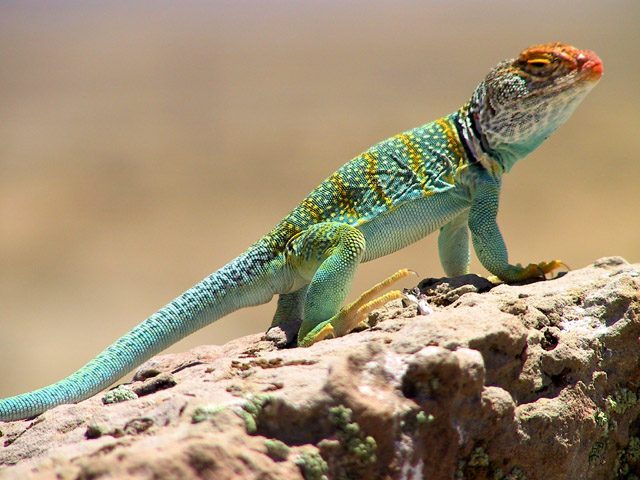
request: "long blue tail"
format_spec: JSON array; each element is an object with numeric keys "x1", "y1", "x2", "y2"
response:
[{"x1": 0, "y1": 245, "x2": 283, "y2": 421}]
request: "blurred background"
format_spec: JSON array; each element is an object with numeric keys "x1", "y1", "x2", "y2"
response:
[{"x1": 1, "y1": 1, "x2": 638, "y2": 398}]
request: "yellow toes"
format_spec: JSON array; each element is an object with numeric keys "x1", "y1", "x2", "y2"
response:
[
  {"x1": 331, "y1": 269, "x2": 411, "y2": 337},
  {"x1": 312, "y1": 323, "x2": 335, "y2": 343},
  {"x1": 351, "y1": 268, "x2": 413, "y2": 308},
  {"x1": 514, "y1": 259, "x2": 567, "y2": 282},
  {"x1": 298, "y1": 322, "x2": 335, "y2": 347},
  {"x1": 336, "y1": 290, "x2": 404, "y2": 337},
  {"x1": 537, "y1": 260, "x2": 566, "y2": 275},
  {"x1": 300, "y1": 269, "x2": 412, "y2": 347}
]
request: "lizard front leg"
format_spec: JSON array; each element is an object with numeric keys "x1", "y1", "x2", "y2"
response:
[
  {"x1": 438, "y1": 209, "x2": 471, "y2": 277},
  {"x1": 468, "y1": 175, "x2": 562, "y2": 282}
]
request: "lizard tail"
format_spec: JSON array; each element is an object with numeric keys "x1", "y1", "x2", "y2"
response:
[{"x1": 0, "y1": 244, "x2": 282, "y2": 421}]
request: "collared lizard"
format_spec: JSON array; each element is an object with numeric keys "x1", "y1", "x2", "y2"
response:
[{"x1": 0, "y1": 42, "x2": 602, "y2": 421}]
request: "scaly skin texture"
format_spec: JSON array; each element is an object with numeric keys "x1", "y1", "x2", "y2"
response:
[{"x1": 0, "y1": 43, "x2": 602, "y2": 421}]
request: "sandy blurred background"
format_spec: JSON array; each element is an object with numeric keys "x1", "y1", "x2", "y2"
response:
[{"x1": 0, "y1": 1, "x2": 638, "y2": 398}]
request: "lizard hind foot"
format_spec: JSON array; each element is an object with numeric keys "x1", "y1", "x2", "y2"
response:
[{"x1": 298, "y1": 268, "x2": 412, "y2": 347}]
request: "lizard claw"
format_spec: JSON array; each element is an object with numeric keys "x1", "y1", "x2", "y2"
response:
[
  {"x1": 536, "y1": 260, "x2": 566, "y2": 275},
  {"x1": 515, "y1": 259, "x2": 566, "y2": 281}
]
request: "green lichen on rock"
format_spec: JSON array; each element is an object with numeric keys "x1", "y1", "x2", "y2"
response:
[
  {"x1": 455, "y1": 447, "x2": 490, "y2": 479},
  {"x1": 605, "y1": 387, "x2": 638, "y2": 415},
  {"x1": 627, "y1": 436, "x2": 640, "y2": 463},
  {"x1": 191, "y1": 396, "x2": 272, "y2": 432},
  {"x1": 594, "y1": 408, "x2": 610, "y2": 432},
  {"x1": 468, "y1": 447, "x2": 490, "y2": 467},
  {"x1": 264, "y1": 439, "x2": 290, "y2": 461},
  {"x1": 191, "y1": 404, "x2": 228, "y2": 423},
  {"x1": 320, "y1": 405, "x2": 377, "y2": 478},
  {"x1": 490, "y1": 466, "x2": 527, "y2": 480},
  {"x1": 509, "y1": 467, "x2": 527, "y2": 480},
  {"x1": 328, "y1": 405, "x2": 377, "y2": 464},
  {"x1": 102, "y1": 385, "x2": 138, "y2": 404},
  {"x1": 589, "y1": 440, "x2": 607, "y2": 467},
  {"x1": 233, "y1": 395, "x2": 271, "y2": 434},
  {"x1": 589, "y1": 408, "x2": 612, "y2": 467},
  {"x1": 614, "y1": 436, "x2": 640, "y2": 478},
  {"x1": 192, "y1": 398, "x2": 267, "y2": 429},
  {"x1": 328, "y1": 404, "x2": 352, "y2": 429},
  {"x1": 416, "y1": 410, "x2": 434, "y2": 426},
  {"x1": 430, "y1": 377, "x2": 440, "y2": 391},
  {"x1": 294, "y1": 450, "x2": 328, "y2": 480},
  {"x1": 346, "y1": 433, "x2": 377, "y2": 465}
]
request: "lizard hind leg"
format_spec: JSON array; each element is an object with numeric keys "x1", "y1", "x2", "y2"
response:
[
  {"x1": 288, "y1": 222, "x2": 366, "y2": 346},
  {"x1": 289, "y1": 221, "x2": 411, "y2": 347},
  {"x1": 299, "y1": 268, "x2": 411, "y2": 346}
]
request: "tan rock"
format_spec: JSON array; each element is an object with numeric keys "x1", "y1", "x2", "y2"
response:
[{"x1": 1, "y1": 257, "x2": 639, "y2": 479}]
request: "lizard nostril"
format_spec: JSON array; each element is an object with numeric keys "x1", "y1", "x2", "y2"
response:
[{"x1": 576, "y1": 51, "x2": 604, "y2": 77}]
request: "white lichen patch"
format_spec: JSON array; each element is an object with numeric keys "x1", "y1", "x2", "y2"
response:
[
  {"x1": 358, "y1": 351, "x2": 410, "y2": 398},
  {"x1": 560, "y1": 306, "x2": 608, "y2": 337},
  {"x1": 399, "y1": 456, "x2": 424, "y2": 480}
]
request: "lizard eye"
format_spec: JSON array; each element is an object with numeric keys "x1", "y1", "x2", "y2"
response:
[
  {"x1": 521, "y1": 55, "x2": 558, "y2": 76},
  {"x1": 527, "y1": 58, "x2": 551, "y2": 68}
]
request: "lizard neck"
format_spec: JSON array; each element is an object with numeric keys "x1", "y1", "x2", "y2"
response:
[{"x1": 452, "y1": 104, "x2": 506, "y2": 178}]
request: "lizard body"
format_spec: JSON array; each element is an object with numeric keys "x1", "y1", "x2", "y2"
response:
[{"x1": 0, "y1": 43, "x2": 602, "y2": 421}]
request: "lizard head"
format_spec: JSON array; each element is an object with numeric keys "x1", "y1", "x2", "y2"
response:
[{"x1": 469, "y1": 42, "x2": 602, "y2": 169}]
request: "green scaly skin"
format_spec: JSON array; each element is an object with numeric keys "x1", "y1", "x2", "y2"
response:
[{"x1": 0, "y1": 43, "x2": 602, "y2": 422}]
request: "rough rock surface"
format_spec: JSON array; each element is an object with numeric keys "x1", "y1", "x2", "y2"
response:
[{"x1": 1, "y1": 257, "x2": 640, "y2": 480}]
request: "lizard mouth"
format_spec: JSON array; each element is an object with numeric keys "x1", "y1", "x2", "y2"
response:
[{"x1": 575, "y1": 49, "x2": 603, "y2": 81}]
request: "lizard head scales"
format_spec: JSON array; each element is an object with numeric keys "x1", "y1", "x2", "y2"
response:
[{"x1": 467, "y1": 42, "x2": 603, "y2": 172}]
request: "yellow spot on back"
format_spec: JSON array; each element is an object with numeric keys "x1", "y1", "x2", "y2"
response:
[
  {"x1": 329, "y1": 171, "x2": 359, "y2": 217},
  {"x1": 364, "y1": 151, "x2": 393, "y2": 208},
  {"x1": 435, "y1": 118, "x2": 465, "y2": 162},
  {"x1": 395, "y1": 132, "x2": 432, "y2": 190}
]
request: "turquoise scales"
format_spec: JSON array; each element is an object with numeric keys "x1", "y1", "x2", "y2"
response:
[
  {"x1": 274, "y1": 117, "x2": 467, "y2": 255},
  {"x1": 0, "y1": 43, "x2": 603, "y2": 421}
]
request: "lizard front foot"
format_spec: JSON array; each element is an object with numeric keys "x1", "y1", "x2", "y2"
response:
[{"x1": 490, "y1": 260, "x2": 566, "y2": 283}]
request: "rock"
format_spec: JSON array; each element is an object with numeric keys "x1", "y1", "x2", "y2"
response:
[{"x1": 1, "y1": 257, "x2": 639, "y2": 479}]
